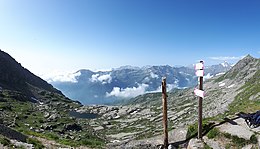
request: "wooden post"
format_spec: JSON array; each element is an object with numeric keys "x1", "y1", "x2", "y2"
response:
[
  {"x1": 198, "y1": 61, "x2": 203, "y2": 139},
  {"x1": 162, "y1": 77, "x2": 168, "y2": 148}
]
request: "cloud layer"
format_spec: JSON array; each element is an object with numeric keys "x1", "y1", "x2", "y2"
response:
[
  {"x1": 90, "y1": 73, "x2": 112, "y2": 84},
  {"x1": 45, "y1": 72, "x2": 81, "y2": 83},
  {"x1": 209, "y1": 56, "x2": 244, "y2": 61},
  {"x1": 44, "y1": 71, "x2": 81, "y2": 83},
  {"x1": 106, "y1": 84, "x2": 149, "y2": 98}
]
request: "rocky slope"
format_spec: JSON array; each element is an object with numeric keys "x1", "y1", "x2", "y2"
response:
[
  {"x1": 0, "y1": 49, "x2": 62, "y2": 99},
  {"x1": 0, "y1": 50, "x2": 105, "y2": 148}
]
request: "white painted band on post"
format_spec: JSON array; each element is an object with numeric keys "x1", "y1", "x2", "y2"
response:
[
  {"x1": 196, "y1": 69, "x2": 204, "y2": 77},
  {"x1": 194, "y1": 88, "x2": 205, "y2": 98},
  {"x1": 195, "y1": 63, "x2": 204, "y2": 70}
]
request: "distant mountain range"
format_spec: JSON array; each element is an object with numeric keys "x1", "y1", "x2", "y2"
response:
[{"x1": 48, "y1": 61, "x2": 232, "y2": 105}]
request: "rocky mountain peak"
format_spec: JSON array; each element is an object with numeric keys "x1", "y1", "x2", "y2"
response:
[
  {"x1": 244, "y1": 54, "x2": 254, "y2": 59},
  {"x1": 231, "y1": 55, "x2": 258, "y2": 71},
  {"x1": 216, "y1": 55, "x2": 259, "y2": 83},
  {"x1": 221, "y1": 61, "x2": 230, "y2": 67}
]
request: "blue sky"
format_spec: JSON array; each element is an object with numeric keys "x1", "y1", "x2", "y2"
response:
[{"x1": 0, "y1": 0, "x2": 260, "y2": 76}]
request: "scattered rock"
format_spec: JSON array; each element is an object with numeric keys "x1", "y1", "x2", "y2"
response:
[
  {"x1": 47, "y1": 113, "x2": 61, "y2": 122},
  {"x1": 64, "y1": 123, "x2": 82, "y2": 131},
  {"x1": 203, "y1": 136, "x2": 225, "y2": 149},
  {"x1": 187, "y1": 138, "x2": 204, "y2": 149},
  {"x1": 217, "y1": 119, "x2": 254, "y2": 140},
  {"x1": 242, "y1": 144, "x2": 253, "y2": 149},
  {"x1": 10, "y1": 139, "x2": 33, "y2": 149},
  {"x1": 94, "y1": 126, "x2": 104, "y2": 131},
  {"x1": 44, "y1": 112, "x2": 50, "y2": 118}
]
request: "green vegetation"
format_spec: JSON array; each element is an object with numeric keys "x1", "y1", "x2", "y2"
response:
[
  {"x1": 189, "y1": 69, "x2": 260, "y2": 148},
  {"x1": 250, "y1": 134, "x2": 258, "y2": 144},
  {"x1": 58, "y1": 134, "x2": 105, "y2": 148},
  {"x1": 229, "y1": 135, "x2": 247, "y2": 147},
  {"x1": 221, "y1": 133, "x2": 258, "y2": 148},
  {"x1": 204, "y1": 144, "x2": 212, "y2": 149},
  {"x1": 0, "y1": 89, "x2": 105, "y2": 148},
  {"x1": 186, "y1": 120, "x2": 214, "y2": 139},
  {"x1": 206, "y1": 127, "x2": 220, "y2": 139},
  {"x1": 186, "y1": 123, "x2": 258, "y2": 148},
  {"x1": 27, "y1": 138, "x2": 44, "y2": 149},
  {"x1": 0, "y1": 135, "x2": 11, "y2": 146},
  {"x1": 228, "y1": 70, "x2": 260, "y2": 114}
]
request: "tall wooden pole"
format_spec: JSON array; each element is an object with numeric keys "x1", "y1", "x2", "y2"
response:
[
  {"x1": 198, "y1": 61, "x2": 203, "y2": 139},
  {"x1": 162, "y1": 77, "x2": 168, "y2": 148}
]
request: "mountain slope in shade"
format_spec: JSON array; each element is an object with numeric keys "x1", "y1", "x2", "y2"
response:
[
  {"x1": 50, "y1": 63, "x2": 232, "y2": 105},
  {"x1": 0, "y1": 50, "x2": 105, "y2": 148},
  {"x1": 0, "y1": 49, "x2": 62, "y2": 98}
]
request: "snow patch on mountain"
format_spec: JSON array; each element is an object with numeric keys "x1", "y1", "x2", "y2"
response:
[
  {"x1": 216, "y1": 72, "x2": 225, "y2": 76},
  {"x1": 150, "y1": 72, "x2": 159, "y2": 78},
  {"x1": 218, "y1": 82, "x2": 226, "y2": 87},
  {"x1": 227, "y1": 84, "x2": 235, "y2": 88},
  {"x1": 221, "y1": 61, "x2": 229, "y2": 67},
  {"x1": 204, "y1": 73, "x2": 213, "y2": 79}
]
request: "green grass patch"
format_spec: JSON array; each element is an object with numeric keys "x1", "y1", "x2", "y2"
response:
[
  {"x1": 27, "y1": 138, "x2": 44, "y2": 149},
  {"x1": 230, "y1": 135, "x2": 247, "y2": 147},
  {"x1": 206, "y1": 127, "x2": 220, "y2": 139},
  {"x1": 0, "y1": 136, "x2": 11, "y2": 146},
  {"x1": 228, "y1": 70, "x2": 260, "y2": 114},
  {"x1": 250, "y1": 134, "x2": 258, "y2": 144},
  {"x1": 204, "y1": 144, "x2": 213, "y2": 149},
  {"x1": 221, "y1": 132, "x2": 258, "y2": 148},
  {"x1": 186, "y1": 120, "x2": 214, "y2": 139}
]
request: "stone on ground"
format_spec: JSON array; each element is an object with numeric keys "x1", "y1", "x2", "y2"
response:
[{"x1": 187, "y1": 138, "x2": 204, "y2": 149}]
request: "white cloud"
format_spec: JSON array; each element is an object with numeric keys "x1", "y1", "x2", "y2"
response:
[
  {"x1": 90, "y1": 73, "x2": 112, "y2": 84},
  {"x1": 92, "y1": 68, "x2": 112, "y2": 72},
  {"x1": 43, "y1": 71, "x2": 81, "y2": 83},
  {"x1": 150, "y1": 72, "x2": 159, "y2": 79},
  {"x1": 209, "y1": 56, "x2": 245, "y2": 61},
  {"x1": 106, "y1": 84, "x2": 149, "y2": 98}
]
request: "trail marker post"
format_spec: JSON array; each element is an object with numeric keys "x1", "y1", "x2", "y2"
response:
[
  {"x1": 194, "y1": 61, "x2": 204, "y2": 139},
  {"x1": 162, "y1": 77, "x2": 168, "y2": 148}
]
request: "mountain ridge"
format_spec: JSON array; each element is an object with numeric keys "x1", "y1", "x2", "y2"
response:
[
  {"x1": 0, "y1": 50, "x2": 106, "y2": 148},
  {"x1": 49, "y1": 62, "x2": 233, "y2": 105},
  {"x1": 0, "y1": 49, "x2": 62, "y2": 98}
]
